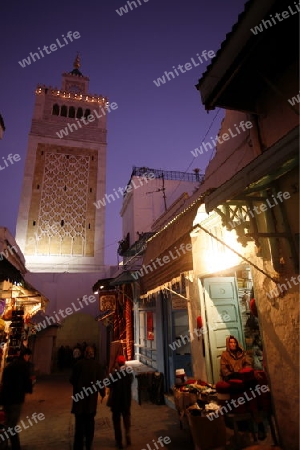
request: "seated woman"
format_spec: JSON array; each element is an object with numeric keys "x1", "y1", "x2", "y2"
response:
[
  {"x1": 220, "y1": 335, "x2": 252, "y2": 381},
  {"x1": 220, "y1": 336, "x2": 267, "y2": 440}
]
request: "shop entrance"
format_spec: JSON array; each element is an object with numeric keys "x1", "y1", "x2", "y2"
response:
[
  {"x1": 172, "y1": 309, "x2": 192, "y2": 378},
  {"x1": 202, "y1": 277, "x2": 244, "y2": 384}
]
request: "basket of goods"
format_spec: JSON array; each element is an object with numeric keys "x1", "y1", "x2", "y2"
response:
[{"x1": 175, "y1": 369, "x2": 187, "y2": 387}]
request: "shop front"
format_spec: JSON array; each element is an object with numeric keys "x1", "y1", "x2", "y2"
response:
[
  {"x1": 138, "y1": 275, "x2": 193, "y2": 392},
  {"x1": 136, "y1": 196, "x2": 202, "y2": 393},
  {"x1": 0, "y1": 227, "x2": 48, "y2": 380},
  {"x1": 190, "y1": 205, "x2": 267, "y2": 385}
]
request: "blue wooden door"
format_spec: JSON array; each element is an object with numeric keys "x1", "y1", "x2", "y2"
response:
[{"x1": 203, "y1": 277, "x2": 244, "y2": 383}]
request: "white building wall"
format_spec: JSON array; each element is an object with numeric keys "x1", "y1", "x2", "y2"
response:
[{"x1": 121, "y1": 175, "x2": 198, "y2": 245}]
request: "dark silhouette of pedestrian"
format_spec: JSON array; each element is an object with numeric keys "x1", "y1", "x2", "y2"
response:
[
  {"x1": 72, "y1": 344, "x2": 82, "y2": 366},
  {"x1": 109, "y1": 355, "x2": 133, "y2": 449},
  {"x1": 2, "y1": 347, "x2": 33, "y2": 450},
  {"x1": 65, "y1": 345, "x2": 73, "y2": 368},
  {"x1": 57, "y1": 345, "x2": 65, "y2": 371},
  {"x1": 70, "y1": 346, "x2": 105, "y2": 450}
]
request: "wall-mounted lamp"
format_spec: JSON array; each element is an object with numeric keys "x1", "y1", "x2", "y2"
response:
[{"x1": 94, "y1": 285, "x2": 105, "y2": 295}]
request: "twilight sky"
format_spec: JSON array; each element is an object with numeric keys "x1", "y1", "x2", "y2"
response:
[{"x1": 0, "y1": 0, "x2": 246, "y2": 266}]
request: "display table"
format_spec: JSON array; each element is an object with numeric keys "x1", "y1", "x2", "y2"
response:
[
  {"x1": 126, "y1": 360, "x2": 155, "y2": 404},
  {"x1": 174, "y1": 388, "x2": 198, "y2": 428},
  {"x1": 173, "y1": 384, "x2": 217, "y2": 429}
]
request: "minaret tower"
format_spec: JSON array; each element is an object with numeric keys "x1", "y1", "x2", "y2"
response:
[{"x1": 16, "y1": 56, "x2": 107, "y2": 272}]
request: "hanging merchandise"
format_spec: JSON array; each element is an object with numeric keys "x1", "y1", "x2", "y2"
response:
[
  {"x1": 250, "y1": 298, "x2": 258, "y2": 317},
  {"x1": 2, "y1": 306, "x2": 13, "y2": 321},
  {"x1": 0, "y1": 300, "x2": 5, "y2": 316},
  {"x1": 6, "y1": 305, "x2": 25, "y2": 362},
  {"x1": 196, "y1": 316, "x2": 203, "y2": 329},
  {"x1": 0, "y1": 319, "x2": 5, "y2": 330}
]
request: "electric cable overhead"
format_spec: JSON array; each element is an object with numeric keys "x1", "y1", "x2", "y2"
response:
[{"x1": 167, "y1": 108, "x2": 221, "y2": 203}]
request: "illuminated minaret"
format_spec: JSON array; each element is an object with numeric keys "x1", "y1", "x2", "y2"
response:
[{"x1": 16, "y1": 56, "x2": 107, "y2": 272}]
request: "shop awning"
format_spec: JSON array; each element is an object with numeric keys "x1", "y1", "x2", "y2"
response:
[
  {"x1": 196, "y1": 0, "x2": 298, "y2": 112},
  {"x1": 140, "y1": 197, "x2": 203, "y2": 294},
  {"x1": 204, "y1": 127, "x2": 299, "y2": 213},
  {"x1": 110, "y1": 271, "x2": 137, "y2": 286}
]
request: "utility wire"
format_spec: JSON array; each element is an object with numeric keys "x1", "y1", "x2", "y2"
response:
[{"x1": 168, "y1": 108, "x2": 221, "y2": 203}]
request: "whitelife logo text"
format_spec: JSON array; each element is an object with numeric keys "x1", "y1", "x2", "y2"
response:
[
  {"x1": 56, "y1": 102, "x2": 118, "y2": 139},
  {"x1": 132, "y1": 243, "x2": 192, "y2": 280},
  {"x1": 18, "y1": 32, "x2": 81, "y2": 68},
  {"x1": 207, "y1": 384, "x2": 270, "y2": 421},
  {"x1": 94, "y1": 172, "x2": 155, "y2": 209},
  {"x1": 250, "y1": 2, "x2": 300, "y2": 35},
  {"x1": 35, "y1": 295, "x2": 96, "y2": 331},
  {"x1": 0, "y1": 153, "x2": 21, "y2": 172},
  {"x1": 116, "y1": 0, "x2": 150, "y2": 16},
  {"x1": 169, "y1": 312, "x2": 231, "y2": 351},
  {"x1": 288, "y1": 90, "x2": 300, "y2": 106},
  {"x1": 72, "y1": 366, "x2": 134, "y2": 402},
  {"x1": 228, "y1": 191, "x2": 291, "y2": 230},
  {"x1": 191, "y1": 121, "x2": 253, "y2": 158},
  {"x1": 266, "y1": 274, "x2": 300, "y2": 299},
  {"x1": 0, "y1": 412, "x2": 45, "y2": 443},
  {"x1": 153, "y1": 50, "x2": 215, "y2": 87}
]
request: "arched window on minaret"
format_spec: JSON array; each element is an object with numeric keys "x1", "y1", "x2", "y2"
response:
[
  {"x1": 52, "y1": 104, "x2": 60, "y2": 115},
  {"x1": 61, "y1": 105, "x2": 67, "y2": 117},
  {"x1": 84, "y1": 108, "x2": 91, "y2": 119},
  {"x1": 68, "y1": 106, "x2": 75, "y2": 118},
  {"x1": 76, "y1": 107, "x2": 83, "y2": 119}
]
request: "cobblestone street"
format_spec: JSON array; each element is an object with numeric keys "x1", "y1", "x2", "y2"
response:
[
  {"x1": 1, "y1": 371, "x2": 279, "y2": 449},
  {"x1": 18, "y1": 372, "x2": 194, "y2": 450}
]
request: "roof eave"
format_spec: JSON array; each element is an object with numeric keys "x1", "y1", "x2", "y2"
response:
[{"x1": 196, "y1": 0, "x2": 277, "y2": 110}]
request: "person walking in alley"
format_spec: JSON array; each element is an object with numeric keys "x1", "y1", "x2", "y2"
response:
[
  {"x1": 57, "y1": 345, "x2": 65, "y2": 371},
  {"x1": 109, "y1": 355, "x2": 133, "y2": 449},
  {"x1": 72, "y1": 344, "x2": 82, "y2": 365},
  {"x1": 1, "y1": 347, "x2": 33, "y2": 450},
  {"x1": 70, "y1": 345, "x2": 105, "y2": 450}
]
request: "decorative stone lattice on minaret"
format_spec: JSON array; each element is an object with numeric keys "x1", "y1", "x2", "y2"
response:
[{"x1": 16, "y1": 56, "x2": 107, "y2": 272}]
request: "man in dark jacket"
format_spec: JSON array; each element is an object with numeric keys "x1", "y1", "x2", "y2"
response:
[
  {"x1": 70, "y1": 345, "x2": 105, "y2": 450},
  {"x1": 2, "y1": 347, "x2": 33, "y2": 450},
  {"x1": 109, "y1": 355, "x2": 133, "y2": 449}
]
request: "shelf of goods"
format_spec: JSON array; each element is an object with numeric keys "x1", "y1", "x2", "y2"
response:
[{"x1": 7, "y1": 308, "x2": 25, "y2": 362}]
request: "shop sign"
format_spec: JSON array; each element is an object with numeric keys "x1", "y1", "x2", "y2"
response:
[
  {"x1": 99, "y1": 291, "x2": 116, "y2": 311},
  {"x1": 172, "y1": 296, "x2": 187, "y2": 310}
]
